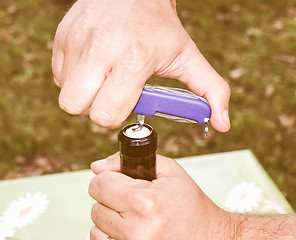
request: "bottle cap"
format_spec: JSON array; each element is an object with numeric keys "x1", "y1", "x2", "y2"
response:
[{"x1": 118, "y1": 123, "x2": 157, "y2": 158}]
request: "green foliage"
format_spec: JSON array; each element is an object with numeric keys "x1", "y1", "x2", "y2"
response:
[{"x1": 1, "y1": 0, "x2": 296, "y2": 208}]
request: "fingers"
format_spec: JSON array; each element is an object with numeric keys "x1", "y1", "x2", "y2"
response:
[
  {"x1": 53, "y1": 6, "x2": 111, "y2": 115},
  {"x1": 91, "y1": 202, "x2": 124, "y2": 240},
  {"x1": 57, "y1": 48, "x2": 152, "y2": 127},
  {"x1": 52, "y1": 4, "x2": 86, "y2": 87},
  {"x1": 58, "y1": 54, "x2": 108, "y2": 114},
  {"x1": 52, "y1": 44, "x2": 64, "y2": 87},
  {"x1": 91, "y1": 153, "x2": 186, "y2": 178},
  {"x1": 89, "y1": 170, "x2": 151, "y2": 211},
  {"x1": 177, "y1": 42, "x2": 231, "y2": 132},
  {"x1": 89, "y1": 45, "x2": 153, "y2": 128}
]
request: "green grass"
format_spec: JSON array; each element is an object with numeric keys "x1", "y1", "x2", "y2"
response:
[{"x1": 1, "y1": 0, "x2": 296, "y2": 208}]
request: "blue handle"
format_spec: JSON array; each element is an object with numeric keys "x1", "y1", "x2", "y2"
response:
[{"x1": 133, "y1": 87, "x2": 211, "y2": 125}]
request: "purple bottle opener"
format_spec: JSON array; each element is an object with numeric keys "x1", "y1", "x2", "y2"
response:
[{"x1": 133, "y1": 84, "x2": 211, "y2": 136}]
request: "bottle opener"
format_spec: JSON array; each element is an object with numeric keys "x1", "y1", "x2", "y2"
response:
[{"x1": 132, "y1": 84, "x2": 211, "y2": 137}]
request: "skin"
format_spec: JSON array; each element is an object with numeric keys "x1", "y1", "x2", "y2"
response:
[
  {"x1": 89, "y1": 153, "x2": 296, "y2": 240},
  {"x1": 89, "y1": 153, "x2": 236, "y2": 240},
  {"x1": 52, "y1": 0, "x2": 231, "y2": 131}
]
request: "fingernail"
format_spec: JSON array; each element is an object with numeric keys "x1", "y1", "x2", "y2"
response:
[
  {"x1": 223, "y1": 110, "x2": 231, "y2": 128},
  {"x1": 91, "y1": 158, "x2": 107, "y2": 169}
]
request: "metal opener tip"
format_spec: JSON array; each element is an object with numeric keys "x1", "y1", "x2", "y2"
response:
[
  {"x1": 132, "y1": 114, "x2": 145, "y2": 132},
  {"x1": 204, "y1": 122, "x2": 209, "y2": 138}
]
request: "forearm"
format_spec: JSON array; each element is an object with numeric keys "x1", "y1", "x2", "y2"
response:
[{"x1": 235, "y1": 213, "x2": 296, "y2": 240}]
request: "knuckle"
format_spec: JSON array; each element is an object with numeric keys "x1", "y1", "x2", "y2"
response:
[
  {"x1": 54, "y1": 22, "x2": 65, "y2": 43},
  {"x1": 212, "y1": 78, "x2": 231, "y2": 100},
  {"x1": 123, "y1": 42, "x2": 150, "y2": 71},
  {"x1": 89, "y1": 109, "x2": 121, "y2": 128},
  {"x1": 89, "y1": 172, "x2": 109, "y2": 197},
  {"x1": 219, "y1": 80, "x2": 231, "y2": 99},
  {"x1": 58, "y1": 97, "x2": 83, "y2": 115},
  {"x1": 129, "y1": 191, "x2": 157, "y2": 217},
  {"x1": 65, "y1": 27, "x2": 82, "y2": 49},
  {"x1": 86, "y1": 25, "x2": 111, "y2": 57},
  {"x1": 91, "y1": 25, "x2": 110, "y2": 44},
  {"x1": 53, "y1": 76, "x2": 61, "y2": 87},
  {"x1": 221, "y1": 80, "x2": 231, "y2": 93}
]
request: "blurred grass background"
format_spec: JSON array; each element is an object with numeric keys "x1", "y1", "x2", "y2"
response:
[{"x1": 0, "y1": 0, "x2": 296, "y2": 208}]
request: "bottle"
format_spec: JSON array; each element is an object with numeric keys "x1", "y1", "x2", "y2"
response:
[{"x1": 118, "y1": 123, "x2": 157, "y2": 181}]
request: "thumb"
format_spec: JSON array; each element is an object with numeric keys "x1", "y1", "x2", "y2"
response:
[
  {"x1": 165, "y1": 42, "x2": 231, "y2": 132},
  {"x1": 91, "y1": 152, "x2": 121, "y2": 175}
]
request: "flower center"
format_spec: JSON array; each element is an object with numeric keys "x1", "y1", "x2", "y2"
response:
[
  {"x1": 239, "y1": 192, "x2": 247, "y2": 200},
  {"x1": 20, "y1": 206, "x2": 33, "y2": 217}
]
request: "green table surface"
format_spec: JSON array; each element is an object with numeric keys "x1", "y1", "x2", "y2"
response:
[{"x1": 0, "y1": 150, "x2": 293, "y2": 239}]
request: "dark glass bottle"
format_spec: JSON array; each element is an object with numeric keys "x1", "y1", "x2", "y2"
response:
[{"x1": 118, "y1": 123, "x2": 157, "y2": 181}]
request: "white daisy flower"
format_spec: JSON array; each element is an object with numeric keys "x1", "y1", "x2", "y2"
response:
[
  {"x1": 0, "y1": 222, "x2": 14, "y2": 240},
  {"x1": 224, "y1": 181, "x2": 263, "y2": 213},
  {"x1": 0, "y1": 192, "x2": 49, "y2": 229}
]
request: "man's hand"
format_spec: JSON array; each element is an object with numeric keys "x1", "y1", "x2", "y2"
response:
[
  {"x1": 52, "y1": 0, "x2": 231, "y2": 131},
  {"x1": 89, "y1": 153, "x2": 235, "y2": 240}
]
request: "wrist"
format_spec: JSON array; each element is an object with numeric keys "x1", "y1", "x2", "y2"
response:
[
  {"x1": 233, "y1": 214, "x2": 296, "y2": 240},
  {"x1": 212, "y1": 210, "x2": 242, "y2": 240}
]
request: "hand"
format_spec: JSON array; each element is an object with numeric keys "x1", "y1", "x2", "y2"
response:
[
  {"x1": 52, "y1": 0, "x2": 231, "y2": 131},
  {"x1": 89, "y1": 153, "x2": 235, "y2": 240}
]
